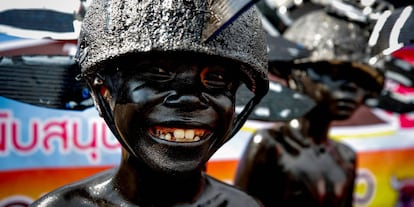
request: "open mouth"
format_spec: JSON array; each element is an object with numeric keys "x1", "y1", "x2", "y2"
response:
[{"x1": 150, "y1": 126, "x2": 210, "y2": 142}]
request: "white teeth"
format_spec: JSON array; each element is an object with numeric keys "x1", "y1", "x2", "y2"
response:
[
  {"x1": 165, "y1": 133, "x2": 172, "y2": 141},
  {"x1": 174, "y1": 129, "x2": 185, "y2": 139},
  {"x1": 154, "y1": 128, "x2": 205, "y2": 142},
  {"x1": 185, "y1": 129, "x2": 194, "y2": 139}
]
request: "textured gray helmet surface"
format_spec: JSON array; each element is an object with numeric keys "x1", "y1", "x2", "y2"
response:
[
  {"x1": 282, "y1": 10, "x2": 384, "y2": 91},
  {"x1": 283, "y1": 10, "x2": 369, "y2": 64},
  {"x1": 76, "y1": 0, "x2": 268, "y2": 94}
]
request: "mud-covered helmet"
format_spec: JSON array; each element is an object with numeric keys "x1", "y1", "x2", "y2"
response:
[
  {"x1": 76, "y1": 0, "x2": 268, "y2": 97},
  {"x1": 281, "y1": 9, "x2": 384, "y2": 94}
]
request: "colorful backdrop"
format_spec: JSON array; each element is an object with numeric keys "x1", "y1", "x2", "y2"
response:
[{"x1": 1, "y1": 96, "x2": 414, "y2": 206}]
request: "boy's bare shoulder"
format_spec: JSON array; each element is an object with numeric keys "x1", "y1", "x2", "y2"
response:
[{"x1": 30, "y1": 168, "x2": 117, "y2": 207}]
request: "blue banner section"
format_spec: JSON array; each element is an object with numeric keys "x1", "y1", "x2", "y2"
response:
[
  {"x1": 0, "y1": 96, "x2": 121, "y2": 171},
  {"x1": 0, "y1": 34, "x2": 22, "y2": 42}
]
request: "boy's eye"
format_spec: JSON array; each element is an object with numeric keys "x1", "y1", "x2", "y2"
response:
[{"x1": 200, "y1": 66, "x2": 233, "y2": 90}]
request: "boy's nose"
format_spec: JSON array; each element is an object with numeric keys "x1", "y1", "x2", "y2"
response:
[
  {"x1": 164, "y1": 69, "x2": 208, "y2": 110},
  {"x1": 164, "y1": 93, "x2": 208, "y2": 110}
]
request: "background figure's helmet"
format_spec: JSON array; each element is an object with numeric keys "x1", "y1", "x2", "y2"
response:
[
  {"x1": 282, "y1": 9, "x2": 384, "y2": 94},
  {"x1": 76, "y1": 0, "x2": 268, "y2": 97}
]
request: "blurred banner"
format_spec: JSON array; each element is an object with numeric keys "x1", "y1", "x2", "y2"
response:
[
  {"x1": 1, "y1": 1, "x2": 414, "y2": 206},
  {"x1": 0, "y1": 0, "x2": 82, "y2": 40},
  {"x1": 330, "y1": 106, "x2": 414, "y2": 207},
  {"x1": 2, "y1": 93, "x2": 414, "y2": 206},
  {"x1": 0, "y1": 97, "x2": 120, "y2": 206}
]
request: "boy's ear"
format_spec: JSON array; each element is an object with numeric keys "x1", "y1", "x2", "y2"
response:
[{"x1": 86, "y1": 76, "x2": 107, "y2": 117}]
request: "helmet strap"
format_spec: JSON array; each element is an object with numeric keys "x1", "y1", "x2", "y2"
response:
[
  {"x1": 85, "y1": 77, "x2": 138, "y2": 157},
  {"x1": 229, "y1": 93, "x2": 263, "y2": 140}
]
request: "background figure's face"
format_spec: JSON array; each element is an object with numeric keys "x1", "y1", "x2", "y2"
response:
[
  {"x1": 296, "y1": 65, "x2": 369, "y2": 120},
  {"x1": 98, "y1": 53, "x2": 240, "y2": 174}
]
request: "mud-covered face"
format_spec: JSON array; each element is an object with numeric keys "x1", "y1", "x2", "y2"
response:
[
  {"x1": 297, "y1": 65, "x2": 368, "y2": 120},
  {"x1": 95, "y1": 53, "x2": 240, "y2": 174}
]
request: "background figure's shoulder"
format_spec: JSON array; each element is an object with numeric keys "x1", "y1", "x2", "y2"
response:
[
  {"x1": 332, "y1": 140, "x2": 357, "y2": 165},
  {"x1": 251, "y1": 126, "x2": 285, "y2": 145},
  {"x1": 30, "y1": 168, "x2": 116, "y2": 207},
  {"x1": 201, "y1": 175, "x2": 263, "y2": 207},
  {"x1": 252, "y1": 125, "x2": 303, "y2": 149}
]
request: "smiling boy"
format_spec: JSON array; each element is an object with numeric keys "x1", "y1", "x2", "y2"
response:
[{"x1": 30, "y1": 0, "x2": 269, "y2": 206}]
